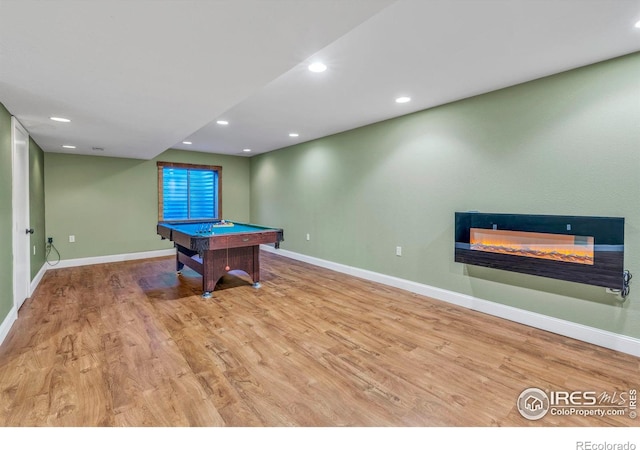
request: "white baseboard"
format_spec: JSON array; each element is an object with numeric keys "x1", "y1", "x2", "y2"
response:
[
  {"x1": 0, "y1": 305, "x2": 17, "y2": 348},
  {"x1": 0, "y1": 263, "x2": 46, "y2": 348},
  {"x1": 7, "y1": 246, "x2": 638, "y2": 357},
  {"x1": 49, "y1": 248, "x2": 176, "y2": 269},
  {"x1": 261, "y1": 245, "x2": 640, "y2": 358},
  {"x1": 30, "y1": 263, "x2": 47, "y2": 296}
]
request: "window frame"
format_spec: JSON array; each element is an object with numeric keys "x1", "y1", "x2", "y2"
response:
[{"x1": 157, "y1": 161, "x2": 222, "y2": 222}]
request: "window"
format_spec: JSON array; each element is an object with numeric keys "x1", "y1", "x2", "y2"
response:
[{"x1": 157, "y1": 162, "x2": 221, "y2": 221}]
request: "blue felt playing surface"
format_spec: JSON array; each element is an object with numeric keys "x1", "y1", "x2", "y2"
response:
[{"x1": 163, "y1": 221, "x2": 275, "y2": 236}]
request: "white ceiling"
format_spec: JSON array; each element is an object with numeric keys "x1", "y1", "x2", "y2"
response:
[{"x1": 2, "y1": 0, "x2": 639, "y2": 160}]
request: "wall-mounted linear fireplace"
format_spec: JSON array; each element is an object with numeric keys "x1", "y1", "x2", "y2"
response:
[{"x1": 455, "y1": 212, "x2": 631, "y2": 297}]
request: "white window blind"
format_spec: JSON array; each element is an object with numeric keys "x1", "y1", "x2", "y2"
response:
[{"x1": 161, "y1": 166, "x2": 219, "y2": 220}]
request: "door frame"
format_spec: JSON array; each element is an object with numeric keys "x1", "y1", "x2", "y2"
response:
[{"x1": 11, "y1": 116, "x2": 30, "y2": 311}]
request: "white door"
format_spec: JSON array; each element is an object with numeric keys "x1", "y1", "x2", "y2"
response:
[{"x1": 11, "y1": 117, "x2": 30, "y2": 311}]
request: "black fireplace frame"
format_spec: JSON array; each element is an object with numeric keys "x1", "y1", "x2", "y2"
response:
[{"x1": 455, "y1": 212, "x2": 629, "y2": 295}]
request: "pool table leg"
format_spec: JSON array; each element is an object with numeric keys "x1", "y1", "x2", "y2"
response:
[{"x1": 175, "y1": 245, "x2": 185, "y2": 273}]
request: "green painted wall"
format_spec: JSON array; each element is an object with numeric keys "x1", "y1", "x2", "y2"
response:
[
  {"x1": 30, "y1": 137, "x2": 46, "y2": 280},
  {"x1": 250, "y1": 53, "x2": 640, "y2": 339},
  {"x1": 0, "y1": 104, "x2": 13, "y2": 323},
  {"x1": 44, "y1": 148, "x2": 251, "y2": 260}
]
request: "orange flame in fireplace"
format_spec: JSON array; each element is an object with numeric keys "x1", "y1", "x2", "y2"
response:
[{"x1": 470, "y1": 228, "x2": 594, "y2": 265}]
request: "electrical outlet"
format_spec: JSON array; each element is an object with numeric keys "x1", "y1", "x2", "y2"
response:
[
  {"x1": 69, "y1": 235, "x2": 75, "y2": 243},
  {"x1": 33, "y1": 245, "x2": 36, "y2": 256},
  {"x1": 306, "y1": 233, "x2": 310, "y2": 241},
  {"x1": 47, "y1": 237, "x2": 53, "y2": 244},
  {"x1": 396, "y1": 246, "x2": 402, "y2": 256}
]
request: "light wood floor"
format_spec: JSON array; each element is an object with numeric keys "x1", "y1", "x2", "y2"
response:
[{"x1": 0, "y1": 251, "x2": 638, "y2": 426}]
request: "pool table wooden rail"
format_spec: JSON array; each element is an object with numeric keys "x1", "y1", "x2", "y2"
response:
[{"x1": 157, "y1": 225, "x2": 283, "y2": 253}]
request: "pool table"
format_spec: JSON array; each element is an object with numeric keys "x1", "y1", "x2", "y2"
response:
[{"x1": 157, "y1": 220, "x2": 284, "y2": 297}]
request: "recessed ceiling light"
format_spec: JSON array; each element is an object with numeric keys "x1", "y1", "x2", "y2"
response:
[
  {"x1": 289, "y1": 133, "x2": 299, "y2": 137},
  {"x1": 395, "y1": 96, "x2": 411, "y2": 104},
  {"x1": 50, "y1": 117, "x2": 71, "y2": 123},
  {"x1": 243, "y1": 148, "x2": 252, "y2": 153},
  {"x1": 182, "y1": 141, "x2": 192, "y2": 145},
  {"x1": 217, "y1": 120, "x2": 229, "y2": 125},
  {"x1": 62, "y1": 145, "x2": 76, "y2": 149},
  {"x1": 308, "y1": 62, "x2": 327, "y2": 73}
]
